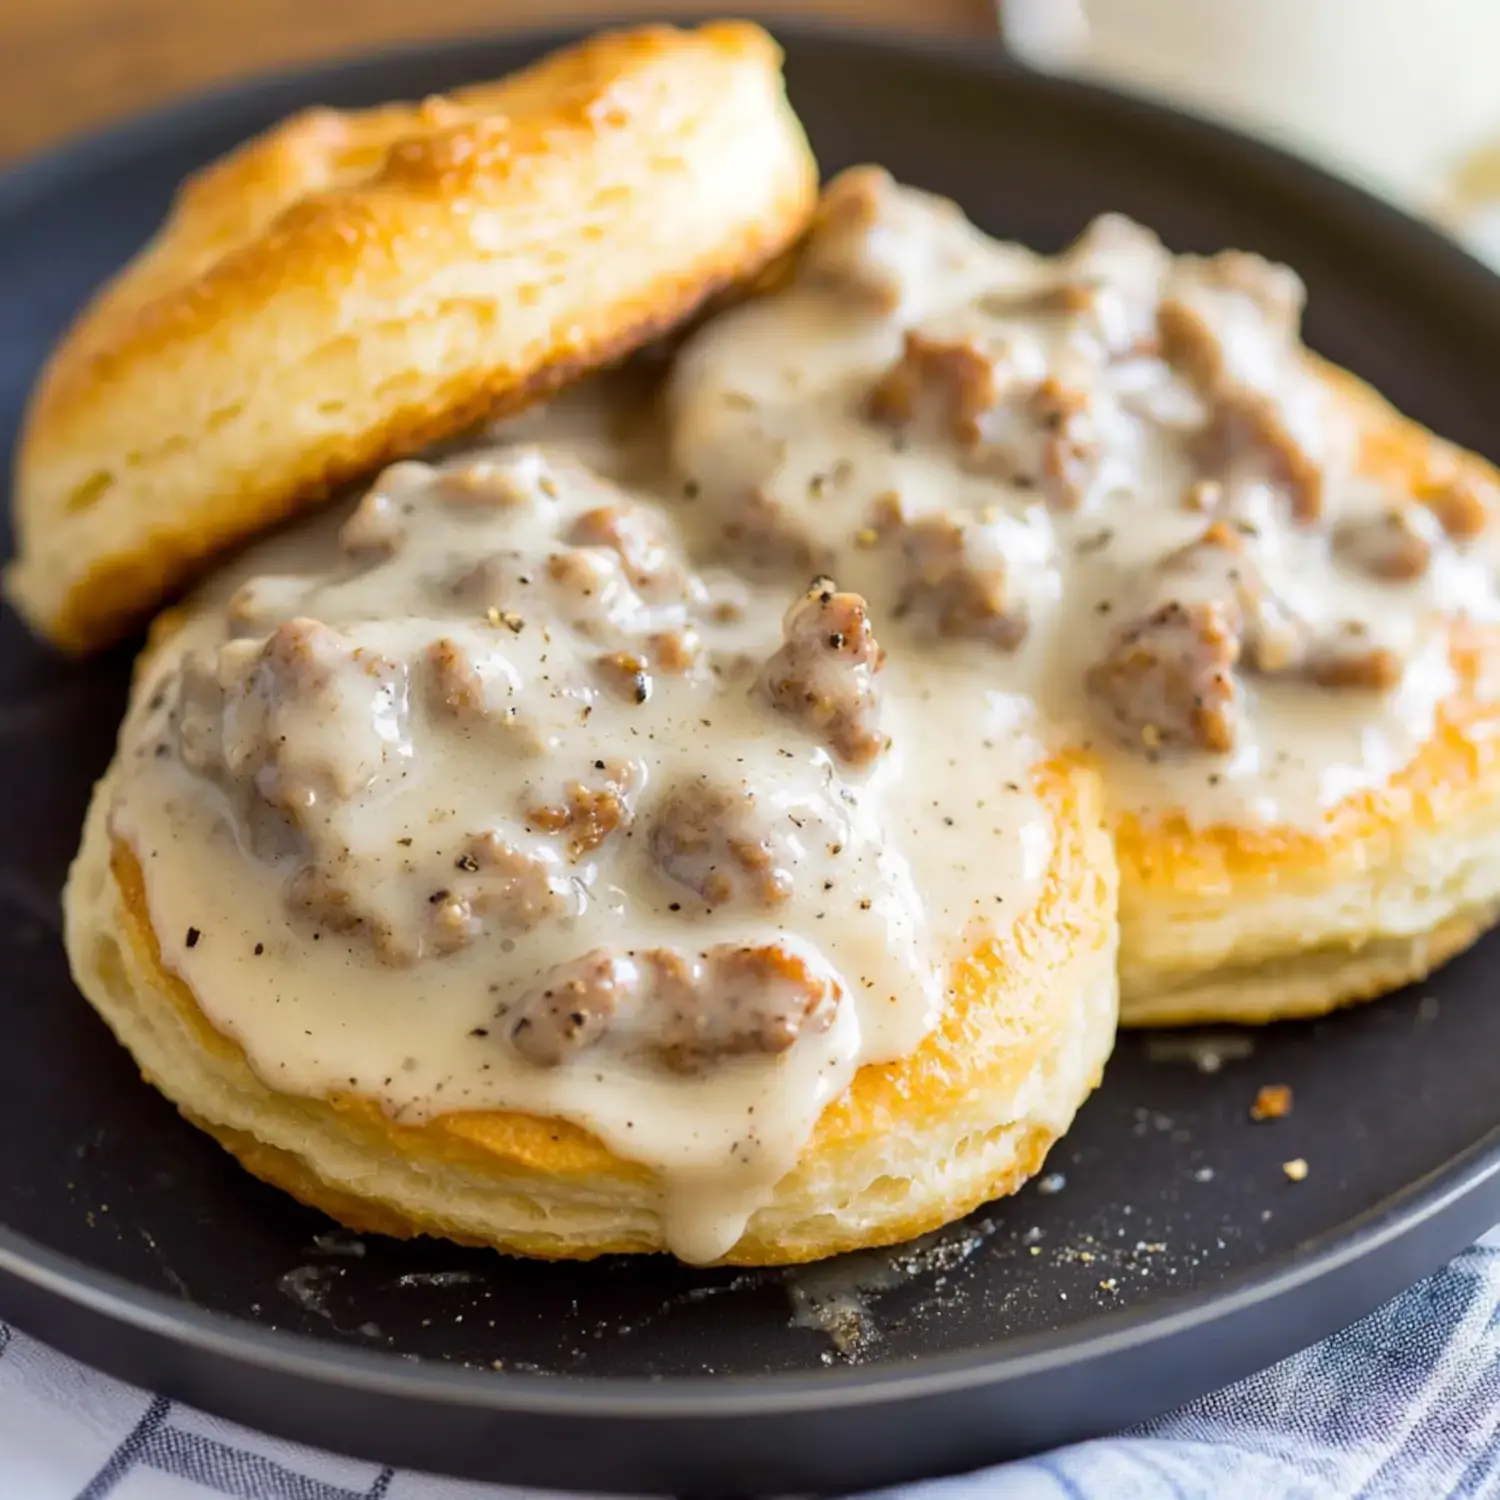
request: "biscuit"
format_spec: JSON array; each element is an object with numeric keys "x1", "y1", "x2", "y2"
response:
[
  {"x1": 8, "y1": 22, "x2": 817, "y2": 652},
  {"x1": 67, "y1": 758, "x2": 1116, "y2": 1263},
  {"x1": 669, "y1": 167, "x2": 1500, "y2": 1029},
  {"x1": 65, "y1": 436, "x2": 1117, "y2": 1264}
]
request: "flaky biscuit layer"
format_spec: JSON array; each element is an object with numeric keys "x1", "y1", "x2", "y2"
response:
[{"x1": 9, "y1": 22, "x2": 817, "y2": 652}]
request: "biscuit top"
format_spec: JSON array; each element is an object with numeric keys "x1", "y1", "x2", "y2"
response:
[
  {"x1": 10, "y1": 21, "x2": 817, "y2": 652},
  {"x1": 106, "y1": 387, "x2": 1052, "y2": 1264},
  {"x1": 39, "y1": 22, "x2": 778, "y2": 394},
  {"x1": 671, "y1": 168, "x2": 1500, "y2": 830}
]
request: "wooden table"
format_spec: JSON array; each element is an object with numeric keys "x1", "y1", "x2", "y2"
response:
[{"x1": 0, "y1": 0, "x2": 996, "y2": 162}]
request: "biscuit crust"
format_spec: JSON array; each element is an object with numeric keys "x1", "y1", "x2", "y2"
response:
[
  {"x1": 9, "y1": 22, "x2": 817, "y2": 653},
  {"x1": 1118, "y1": 361, "x2": 1500, "y2": 1025},
  {"x1": 65, "y1": 757, "x2": 1118, "y2": 1264}
]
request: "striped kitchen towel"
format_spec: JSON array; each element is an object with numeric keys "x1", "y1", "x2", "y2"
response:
[{"x1": 3, "y1": 1229, "x2": 1500, "y2": 1499}]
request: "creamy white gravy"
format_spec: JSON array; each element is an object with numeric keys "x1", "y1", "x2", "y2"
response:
[
  {"x1": 108, "y1": 384, "x2": 1052, "y2": 1264},
  {"x1": 669, "y1": 169, "x2": 1500, "y2": 829},
  {"x1": 109, "y1": 171, "x2": 1486, "y2": 1262}
]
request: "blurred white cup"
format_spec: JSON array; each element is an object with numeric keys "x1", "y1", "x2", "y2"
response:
[{"x1": 1001, "y1": 0, "x2": 1500, "y2": 208}]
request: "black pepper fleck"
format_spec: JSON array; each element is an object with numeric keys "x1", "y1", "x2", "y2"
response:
[{"x1": 185, "y1": 927, "x2": 200, "y2": 949}]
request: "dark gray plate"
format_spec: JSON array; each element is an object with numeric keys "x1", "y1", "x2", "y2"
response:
[{"x1": 2, "y1": 20, "x2": 1500, "y2": 1495}]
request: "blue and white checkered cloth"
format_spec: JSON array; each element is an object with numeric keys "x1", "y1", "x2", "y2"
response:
[{"x1": 3, "y1": 1230, "x2": 1499, "y2": 1499}]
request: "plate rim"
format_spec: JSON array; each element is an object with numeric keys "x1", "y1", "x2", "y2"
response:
[
  {"x1": 3, "y1": 11, "x2": 1500, "y2": 1431},
  {"x1": 1, "y1": 1125, "x2": 1498, "y2": 1417}
]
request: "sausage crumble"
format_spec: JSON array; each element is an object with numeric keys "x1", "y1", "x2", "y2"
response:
[{"x1": 758, "y1": 580, "x2": 888, "y2": 766}]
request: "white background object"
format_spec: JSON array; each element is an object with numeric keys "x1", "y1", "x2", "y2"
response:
[{"x1": 1000, "y1": 0, "x2": 1500, "y2": 216}]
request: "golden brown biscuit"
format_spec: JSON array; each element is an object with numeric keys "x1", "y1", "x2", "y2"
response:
[
  {"x1": 8, "y1": 22, "x2": 816, "y2": 653},
  {"x1": 67, "y1": 755, "x2": 1116, "y2": 1264},
  {"x1": 1115, "y1": 373, "x2": 1500, "y2": 1025},
  {"x1": 64, "y1": 432, "x2": 1118, "y2": 1265},
  {"x1": 667, "y1": 167, "x2": 1500, "y2": 1029}
]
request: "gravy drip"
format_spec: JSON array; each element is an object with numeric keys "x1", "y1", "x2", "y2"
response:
[
  {"x1": 109, "y1": 387, "x2": 1052, "y2": 1264},
  {"x1": 669, "y1": 168, "x2": 1500, "y2": 828}
]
